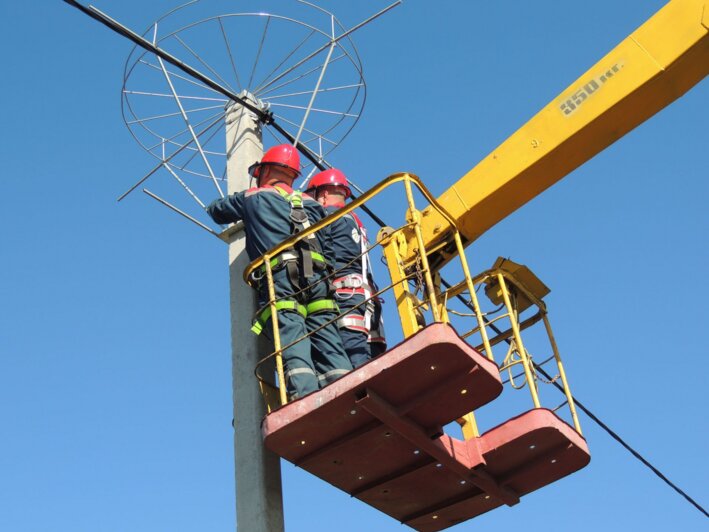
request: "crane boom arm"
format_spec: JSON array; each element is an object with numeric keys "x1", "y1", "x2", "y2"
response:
[{"x1": 417, "y1": 0, "x2": 708, "y2": 267}]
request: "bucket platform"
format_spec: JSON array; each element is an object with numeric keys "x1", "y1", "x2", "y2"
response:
[{"x1": 262, "y1": 324, "x2": 590, "y2": 531}]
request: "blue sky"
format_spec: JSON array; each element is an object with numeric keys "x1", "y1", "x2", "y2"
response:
[{"x1": 1, "y1": 1, "x2": 707, "y2": 531}]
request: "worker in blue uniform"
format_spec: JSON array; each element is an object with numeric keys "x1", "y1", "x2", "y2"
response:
[
  {"x1": 307, "y1": 169, "x2": 387, "y2": 367},
  {"x1": 206, "y1": 144, "x2": 352, "y2": 400}
]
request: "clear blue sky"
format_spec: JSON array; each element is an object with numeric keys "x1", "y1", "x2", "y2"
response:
[{"x1": 1, "y1": 1, "x2": 707, "y2": 531}]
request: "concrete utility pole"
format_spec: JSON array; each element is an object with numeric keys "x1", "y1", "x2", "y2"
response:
[{"x1": 225, "y1": 94, "x2": 285, "y2": 532}]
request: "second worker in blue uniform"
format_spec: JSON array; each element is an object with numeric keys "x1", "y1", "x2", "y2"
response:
[{"x1": 306, "y1": 169, "x2": 387, "y2": 368}]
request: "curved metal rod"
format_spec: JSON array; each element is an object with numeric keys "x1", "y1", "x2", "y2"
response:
[
  {"x1": 111, "y1": 4, "x2": 365, "y2": 177},
  {"x1": 64, "y1": 1, "x2": 335, "y2": 171}
]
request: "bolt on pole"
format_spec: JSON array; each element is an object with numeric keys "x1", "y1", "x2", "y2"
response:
[{"x1": 225, "y1": 94, "x2": 285, "y2": 532}]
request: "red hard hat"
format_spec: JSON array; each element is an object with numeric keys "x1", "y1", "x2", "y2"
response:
[
  {"x1": 306, "y1": 168, "x2": 351, "y2": 198},
  {"x1": 249, "y1": 144, "x2": 301, "y2": 178}
]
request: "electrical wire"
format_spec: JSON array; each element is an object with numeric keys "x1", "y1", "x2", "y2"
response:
[
  {"x1": 534, "y1": 363, "x2": 708, "y2": 518},
  {"x1": 467, "y1": 288, "x2": 709, "y2": 518}
]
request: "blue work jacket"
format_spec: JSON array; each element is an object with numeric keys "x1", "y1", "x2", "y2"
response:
[{"x1": 206, "y1": 182, "x2": 334, "y2": 264}]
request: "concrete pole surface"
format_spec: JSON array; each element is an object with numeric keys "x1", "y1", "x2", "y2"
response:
[{"x1": 225, "y1": 95, "x2": 285, "y2": 532}]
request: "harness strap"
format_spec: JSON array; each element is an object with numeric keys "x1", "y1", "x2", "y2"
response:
[
  {"x1": 287, "y1": 191, "x2": 314, "y2": 278},
  {"x1": 251, "y1": 298, "x2": 339, "y2": 335},
  {"x1": 305, "y1": 298, "x2": 339, "y2": 315},
  {"x1": 338, "y1": 313, "x2": 368, "y2": 334},
  {"x1": 252, "y1": 251, "x2": 327, "y2": 294},
  {"x1": 336, "y1": 287, "x2": 368, "y2": 296},
  {"x1": 254, "y1": 251, "x2": 298, "y2": 277},
  {"x1": 273, "y1": 186, "x2": 325, "y2": 284},
  {"x1": 251, "y1": 300, "x2": 307, "y2": 335},
  {"x1": 333, "y1": 274, "x2": 372, "y2": 292}
]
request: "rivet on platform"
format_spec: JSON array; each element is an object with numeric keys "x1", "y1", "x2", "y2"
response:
[
  {"x1": 384, "y1": 431, "x2": 392, "y2": 437},
  {"x1": 350, "y1": 409, "x2": 357, "y2": 415},
  {"x1": 300, "y1": 440, "x2": 306, "y2": 445},
  {"x1": 460, "y1": 388, "x2": 467, "y2": 395},
  {"x1": 435, "y1": 463, "x2": 442, "y2": 468},
  {"x1": 414, "y1": 450, "x2": 420, "y2": 455},
  {"x1": 432, "y1": 515, "x2": 439, "y2": 520},
  {"x1": 357, "y1": 475, "x2": 364, "y2": 480},
  {"x1": 529, "y1": 444, "x2": 536, "y2": 450},
  {"x1": 484, "y1": 495, "x2": 491, "y2": 500},
  {"x1": 459, "y1": 480, "x2": 466, "y2": 485},
  {"x1": 551, "y1": 459, "x2": 557, "y2": 464},
  {"x1": 430, "y1": 365, "x2": 437, "y2": 371}
]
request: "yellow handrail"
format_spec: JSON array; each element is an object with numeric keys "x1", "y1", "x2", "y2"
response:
[{"x1": 243, "y1": 173, "x2": 460, "y2": 284}]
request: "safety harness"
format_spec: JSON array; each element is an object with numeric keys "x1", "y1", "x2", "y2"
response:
[
  {"x1": 250, "y1": 184, "x2": 338, "y2": 335},
  {"x1": 274, "y1": 186, "x2": 328, "y2": 290},
  {"x1": 332, "y1": 212, "x2": 386, "y2": 348},
  {"x1": 334, "y1": 273, "x2": 370, "y2": 334},
  {"x1": 251, "y1": 298, "x2": 339, "y2": 335}
]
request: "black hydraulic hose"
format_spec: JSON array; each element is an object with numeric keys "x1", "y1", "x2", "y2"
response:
[
  {"x1": 534, "y1": 364, "x2": 708, "y2": 518},
  {"x1": 442, "y1": 278, "x2": 708, "y2": 519}
]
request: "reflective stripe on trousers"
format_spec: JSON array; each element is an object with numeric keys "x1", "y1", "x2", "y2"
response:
[{"x1": 317, "y1": 368, "x2": 350, "y2": 386}]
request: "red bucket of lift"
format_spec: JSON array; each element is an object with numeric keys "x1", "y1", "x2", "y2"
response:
[{"x1": 262, "y1": 324, "x2": 590, "y2": 531}]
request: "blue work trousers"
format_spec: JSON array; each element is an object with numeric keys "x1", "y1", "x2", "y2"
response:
[
  {"x1": 335, "y1": 291, "x2": 371, "y2": 368},
  {"x1": 259, "y1": 269, "x2": 352, "y2": 399}
]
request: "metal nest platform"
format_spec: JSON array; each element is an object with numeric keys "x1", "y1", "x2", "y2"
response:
[{"x1": 262, "y1": 324, "x2": 590, "y2": 531}]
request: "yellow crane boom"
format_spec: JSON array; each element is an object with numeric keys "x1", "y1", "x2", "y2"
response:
[{"x1": 416, "y1": 0, "x2": 709, "y2": 268}]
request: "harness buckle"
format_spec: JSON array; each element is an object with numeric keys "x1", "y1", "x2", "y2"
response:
[{"x1": 290, "y1": 208, "x2": 308, "y2": 225}]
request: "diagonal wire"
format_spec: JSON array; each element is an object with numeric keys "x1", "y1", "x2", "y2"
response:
[
  {"x1": 261, "y1": 83, "x2": 363, "y2": 101},
  {"x1": 253, "y1": 40, "x2": 331, "y2": 96},
  {"x1": 126, "y1": 104, "x2": 224, "y2": 124},
  {"x1": 256, "y1": 0, "x2": 401, "y2": 96},
  {"x1": 218, "y1": 16, "x2": 243, "y2": 92},
  {"x1": 256, "y1": 53, "x2": 346, "y2": 98},
  {"x1": 117, "y1": 113, "x2": 224, "y2": 202},
  {"x1": 163, "y1": 162, "x2": 207, "y2": 208},
  {"x1": 177, "y1": 113, "x2": 228, "y2": 174},
  {"x1": 124, "y1": 90, "x2": 228, "y2": 102},
  {"x1": 143, "y1": 188, "x2": 219, "y2": 237},
  {"x1": 252, "y1": 29, "x2": 317, "y2": 94},
  {"x1": 157, "y1": 55, "x2": 223, "y2": 197},
  {"x1": 138, "y1": 58, "x2": 222, "y2": 95},
  {"x1": 145, "y1": 110, "x2": 225, "y2": 152},
  {"x1": 272, "y1": 113, "x2": 338, "y2": 147},
  {"x1": 294, "y1": 40, "x2": 336, "y2": 145},
  {"x1": 263, "y1": 121, "x2": 284, "y2": 145},
  {"x1": 160, "y1": 139, "x2": 206, "y2": 209},
  {"x1": 247, "y1": 16, "x2": 271, "y2": 90},
  {"x1": 172, "y1": 33, "x2": 237, "y2": 94},
  {"x1": 268, "y1": 102, "x2": 358, "y2": 118}
]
